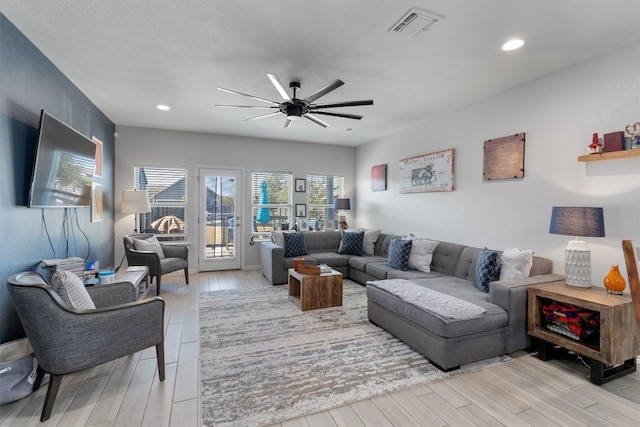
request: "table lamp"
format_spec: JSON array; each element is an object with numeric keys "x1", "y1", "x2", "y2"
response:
[
  {"x1": 334, "y1": 198, "x2": 351, "y2": 229},
  {"x1": 549, "y1": 206, "x2": 605, "y2": 288}
]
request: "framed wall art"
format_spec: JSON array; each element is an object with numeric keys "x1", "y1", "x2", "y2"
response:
[
  {"x1": 483, "y1": 133, "x2": 525, "y2": 180},
  {"x1": 90, "y1": 183, "x2": 103, "y2": 223},
  {"x1": 295, "y1": 178, "x2": 306, "y2": 192},
  {"x1": 399, "y1": 149, "x2": 455, "y2": 193},
  {"x1": 92, "y1": 136, "x2": 103, "y2": 178},
  {"x1": 295, "y1": 203, "x2": 307, "y2": 217},
  {"x1": 371, "y1": 164, "x2": 387, "y2": 191}
]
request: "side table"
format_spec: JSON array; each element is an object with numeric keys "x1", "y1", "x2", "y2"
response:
[
  {"x1": 115, "y1": 266, "x2": 149, "y2": 299},
  {"x1": 527, "y1": 281, "x2": 638, "y2": 384},
  {"x1": 288, "y1": 268, "x2": 343, "y2": 311}
]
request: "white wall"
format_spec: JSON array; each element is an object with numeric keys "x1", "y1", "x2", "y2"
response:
[
  {"x1": 355, "y1": 41, "x2": 640, "y2": 287},
  {"x1": 114, "y1": 127, "x2": 356, "y2": 270}
]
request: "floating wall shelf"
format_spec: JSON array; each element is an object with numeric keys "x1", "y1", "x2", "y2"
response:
[{"x1": 578, "y1": 150, "x2": 640, "y2": 162}]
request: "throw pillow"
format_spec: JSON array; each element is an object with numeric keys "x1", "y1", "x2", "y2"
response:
[
  {"x1": 338, "y1": 230, "x2": 364, "y2": 255},
  {"x1": 50, "y1": 269, "x2": 96, "y2": 310},
  {"x1": 283, "y1": 232, "x2": 309, "y2": 258},
  {"x1": 271, "y1": 230, "x2": 285, "y2": 248},
  {"x1": 362, "y1": 229, "x2": 381, "y2": 256},
  {"x1": 407, "y1": 238, "x2": 440, "y2": 273},
  {"x1": 474, "y1": 248, "x2": 501, "y2": 293},
  {"x1": 499, "y1": 248, "x2": 535, "y2": 280},
  {"x1": 388, "y1": 238, "x2": 413, "y2": 271},
  {"x1": 133, "y1": 235, "x2": 165, "y2": 259}
]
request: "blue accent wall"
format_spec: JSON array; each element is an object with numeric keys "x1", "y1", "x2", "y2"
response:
[{"x1": 0, "y1": 13, "x2": 115, "y2": 343}]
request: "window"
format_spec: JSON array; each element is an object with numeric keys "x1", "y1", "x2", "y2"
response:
[
  {"x1": 251, "y1": 172, "x2": 292, "y2": 233},
  {"x1": 134, "y1": 166, "x2": 187, "y2": 242},
  {"x1": 307, "y1": 174, "x2": 343, "y2": 231}
]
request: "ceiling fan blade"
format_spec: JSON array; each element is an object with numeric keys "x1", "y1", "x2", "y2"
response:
[
  {"x1": 284, "y1": 119, "x2": 293, "y2": 128},
  {"x1": 310, "y1": 111, "x2": 363, "y2": 120},
  {"x1": 215, "y1": 105, "x2": 276, "y2": 109},
  {"x1": 244, "y1": 111, "x2": 282, "y2": 121},
  {"x1": 303, "y1": 114, "x2": 330, "y2": 128},
  {"x1": 217, "y1": 87, "x2": 279, "y2": 105},
  {"x1": 303, "y1": 79, "x2": 344, "y2": 103},
  {"x1": 311, "y1": 100, "x2": 374, "y2": 109},
  {"x1": 267, "y1": 74, "x2": 292, "y2": 101}
]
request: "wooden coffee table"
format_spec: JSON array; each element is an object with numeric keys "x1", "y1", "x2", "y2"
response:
[{"x1": 288, "y1": 268, "x2": 343, "y2": 311}]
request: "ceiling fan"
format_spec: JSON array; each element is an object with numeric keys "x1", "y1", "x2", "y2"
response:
[{"x1": 215, "y1": 74, "x2": 374, "y2": 128}]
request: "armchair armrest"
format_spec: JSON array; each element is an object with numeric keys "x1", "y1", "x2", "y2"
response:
[
  {"x1": 489, "y1": 273, "x2": 564, "y2": 352},
  {"x1": 87, "y1": 281, "x2": 137, "y2": 307},
  {"x1": 126, "y1": 249, "x2": 161, "y2": 276},
  {"x1": 162, "y1": 244, "x2": 188, "y2": 259}
]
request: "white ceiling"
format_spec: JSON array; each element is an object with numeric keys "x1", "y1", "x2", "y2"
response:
[{"x1": 2, "y1": 1, "x2": 639, "y2": 146}]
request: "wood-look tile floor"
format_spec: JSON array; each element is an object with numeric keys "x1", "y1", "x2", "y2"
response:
[{"x1": 1, "y1": 269, "x2": 639, "y2": 426}]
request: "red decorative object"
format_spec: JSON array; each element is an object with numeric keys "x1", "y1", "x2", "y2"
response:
[
  {"x1": 603, "y1": 131, "x2": 624, "y2": 152},
  {"x1": 588, "y1": 133, "x2": 602, "y2": 154}
]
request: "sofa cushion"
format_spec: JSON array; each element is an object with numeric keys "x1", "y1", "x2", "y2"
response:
[
  {"x1": 349, "y1": 255, "x2": 387, "y2": 271},
  {"x1": 474, "y1": 248, "x2": 501, "y2": 292},
  {"x1": 388, "y1": 239, "x2": 412, "y2": 271},
  {"x1": 338, "y1": 230, "x2": 364, "y2": 255},
  {"x1": 133, "y1": 235, "x2": 165, "y2": 259},
  {"x1": 499, "y1": 248, "x2": 535, "y2": 280},
  {"x1": 362, "y1": 229, "x2": 381, "y2": 256},
  {"x1": 407, "y1": 238, "x2": 439, "y2": 273},
  {"x1": 366, "y1": 262, "x2": 395, "y2": 280},
  {"x1": 312, "y1": 252, "x2": 350, "y2": 267},
  {"x1": 50, "y1": 269, "x2": 96, "y2": 310},
  {"x1": 431, "y1": 241, "x2": 466, "y2": 276},
  {"x1": 283, "y1": 232, "x2": 308, "y2": 258},
  {"x1": 387, "y1": 269, "x2": 444, "y2": 281}
]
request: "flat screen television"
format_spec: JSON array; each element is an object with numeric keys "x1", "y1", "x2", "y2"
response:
[{"x1": 28, "y1": 111, "x2": 96, "y2": 208}]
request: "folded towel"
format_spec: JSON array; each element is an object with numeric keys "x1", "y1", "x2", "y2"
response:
[{"x1": 367, "y1": 279, "x2": 486, "y2": 323}]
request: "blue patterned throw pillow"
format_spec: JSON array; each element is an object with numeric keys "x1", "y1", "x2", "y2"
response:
[
  {"x1": 283, "y1": 232, "x2": 309, "y2": 258},
  {"x1": 474, "y1": 248, "x2": 501, "y2": 292},
  {"x1": 338, "y1": 230, "x2": 364, "y2": 255},
  {"x1": 388, "y1": 238, "x2": 413, "y2": 271}
]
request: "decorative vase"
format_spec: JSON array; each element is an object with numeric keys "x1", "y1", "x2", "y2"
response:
[{"x1": 603, "y1": 264, "x2": 626, "y2": 295}]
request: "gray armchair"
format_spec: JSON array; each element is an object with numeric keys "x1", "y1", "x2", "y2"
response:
[
  {"x1": 7, "y1": 272, "x2": 165, "y2": 422},
  {"x1": 124, "y1": 233, "x2": 189, "y2": 295}
]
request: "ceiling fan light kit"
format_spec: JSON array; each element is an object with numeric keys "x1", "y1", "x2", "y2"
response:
[{"x1": 216, "y1": 74, "x2": 373, "y2": 128}]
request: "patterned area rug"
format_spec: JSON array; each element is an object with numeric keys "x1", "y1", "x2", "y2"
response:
[{"x1": 199, "y1": 281, "x2": 510, "y2": 427}]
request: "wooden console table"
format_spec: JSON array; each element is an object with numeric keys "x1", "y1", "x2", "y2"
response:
[{"x1": 527, "y1": 281, "x2": 638, "y2": 384}]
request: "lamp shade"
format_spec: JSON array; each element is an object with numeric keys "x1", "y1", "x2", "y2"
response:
[
  {"x1": 334, "y1": 198, "x2": 351, "y2": 210},
  {"x1": 549, "y1": 207, "x2": 605, "y2": 238},
  {"x1": 121, "y1": 190, "x2": 151, "y2": 214}
]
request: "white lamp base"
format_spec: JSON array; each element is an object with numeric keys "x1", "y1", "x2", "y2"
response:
[{"x1": 564, "y1": 240, "x2": 592, "y2": 288}]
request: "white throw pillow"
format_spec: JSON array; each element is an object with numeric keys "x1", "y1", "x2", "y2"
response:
[
  {"x1": 133, "y1": 235, "x2": 165, "y2": 259},
  {"x1": 362, "y1": 229, "x2": 381, "y2": 256},
  {"x1": 407, "y1": 238, "x2": 440, "y2": 273},
  {"x1": 50, "y1": 269, "x2": 96, "y2": 310},
  {"x1": 499, "y1": 248, "x2": 535, "y2": 280}
]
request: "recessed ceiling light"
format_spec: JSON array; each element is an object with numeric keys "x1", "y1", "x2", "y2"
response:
[
  {"x1": 502, "y1": 38, "x2": 525, "y2": 51},
  {"x1": 156, "y1": 105, "x2": 170, "y2": 111}
]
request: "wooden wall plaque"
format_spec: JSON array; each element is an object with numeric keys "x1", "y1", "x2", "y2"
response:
[{"x1": 483, "y1": 133, "x2": 525, "y2": 181}]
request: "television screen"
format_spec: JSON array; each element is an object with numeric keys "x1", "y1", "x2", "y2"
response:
[{"x1": 28, "y1": 111, "x2": 96, "y2": 207}]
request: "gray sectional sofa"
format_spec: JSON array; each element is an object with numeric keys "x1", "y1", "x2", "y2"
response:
[{"x1": 260, "y1": 230, "x2": 562, "y2": 370}]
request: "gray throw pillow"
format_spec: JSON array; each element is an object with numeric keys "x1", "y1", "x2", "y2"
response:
[{"x1": 133, "y1": 235, "x2": 165, "y2": 259}]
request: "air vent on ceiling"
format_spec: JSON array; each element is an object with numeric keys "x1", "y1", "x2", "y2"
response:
[{"x1": 388, "y1": 8, "x2": 444, "y2": 39}]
